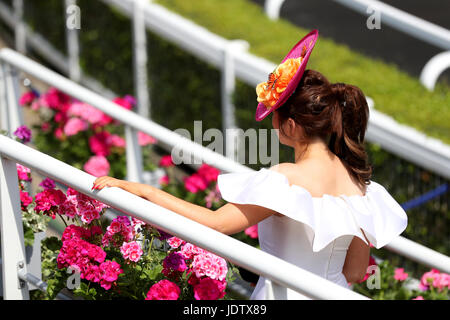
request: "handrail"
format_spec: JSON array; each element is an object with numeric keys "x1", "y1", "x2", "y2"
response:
[
  {"x1": 1, "y1": 48, "x2": 449, "y2": 273},
  {"x1": 332, "y1": 0, "x2": 450, "y2": 50},
  {"x1": 0, "y1": 134, "x2": 368, "y2": 300},
  {"x1": 420, "y1": 51, "x2": 450, "y2": 91}
]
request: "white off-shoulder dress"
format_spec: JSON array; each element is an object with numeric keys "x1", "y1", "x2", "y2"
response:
[{"x1": 217, "y1": 167, "x2": 408, "y2": 300}]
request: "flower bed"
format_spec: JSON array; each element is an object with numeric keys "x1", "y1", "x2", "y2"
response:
[{"x1": 15, "y1": 161, "x2": 240, "y2": 300}]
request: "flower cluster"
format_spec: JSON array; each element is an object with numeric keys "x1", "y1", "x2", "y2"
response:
[
  {"x1": 256, "y1": 57, "x2": 303, "y2": 109},
  {"x1": 57, "y1": 187, "x2": 108, "y2": 224},
  {"x1": 420, "y1": 269, "x2": 449, "y2": 292},
  {"x1": 183, "y1": 163, "x2": 221, "y2": 194},
  {"x1": 153, "y1": 239, "x2": 229, "y2": 300},
  {"x1": 34, "y1": 188, "x2": 66, "y2": 219},
  {"x1": 146, "y1": 279, "x2": 181, "y2": 300},
  {"x1": 57, "y1": 226, "x2": 122, "y2": 290},
  {"x1": 19, "y1": 87, "x2": 157, "y2": 179},
  {"x1": 102, "y1": 216, "x2": 134, "y2": 247},
  {"x1": 17, "y1": 164, "x2": 31, "y2": 182},
  {"x1": 120, "y1": 241, "x2": 143, "y2": 263},
  {"x1": 13, "y1": 125, "x2": 32, "y2": 143}
]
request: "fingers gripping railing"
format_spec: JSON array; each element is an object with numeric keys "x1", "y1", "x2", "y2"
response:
[{"x1": 0, "y1": 135, "x2": 369, "y2": 300}]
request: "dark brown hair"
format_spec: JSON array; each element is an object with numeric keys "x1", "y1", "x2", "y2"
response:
[{"x1": 276, "y1": 69, "x2": 372, "y2": 188}]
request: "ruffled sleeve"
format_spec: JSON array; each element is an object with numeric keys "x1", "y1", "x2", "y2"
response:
[{"x1": 217, "y1": 168, "x2": 408, "y2": 252}]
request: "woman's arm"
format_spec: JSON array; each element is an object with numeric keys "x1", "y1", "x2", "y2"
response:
[
  {"x1": 93, "y1": 176, "x2": 276, "y2": 235},
  {"x1": 342, "y1": 233, "x2": 370, "y2": 283}
]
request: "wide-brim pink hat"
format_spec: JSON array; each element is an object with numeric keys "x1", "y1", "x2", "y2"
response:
[{"x1": 255, "y1": 29, "x2": 319, "y2": 121}]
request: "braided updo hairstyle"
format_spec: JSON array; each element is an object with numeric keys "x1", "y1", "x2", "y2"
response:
[{"x1": 276, "y1": 69, "x2": 372, "y2": 188}]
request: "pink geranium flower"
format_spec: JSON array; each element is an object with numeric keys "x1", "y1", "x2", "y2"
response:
[
  {"x1": 19, "y1": 91, "x2": 37, "y2": 106},
  {"x1": 159, "y1": 155, "x2": 174, "y2": 167},
  {"x1": 68, "y1": 102, "x2": 107, "y2": 126},
  {"x1": 191, "y1": 252, "x2": 228, "y2": 281},
  {"x1": 108, "y1": 134, "x2": 126, "y2": 148},
  {"x1": 83, "y1": 155, "x2": 110, "y2": 177},
  {"x1": 245, "y1": 225, "x2": 258, "y2": 239},
  {"x1": 20, "y1": 190, "x2": 33, "y2": 210},
  {"x1": 146, "y1": 280, "x2": 180, "y2": 300},
  {"x1": 13, "y1": 125, "x2": 32, "y2": 143},
  {"x1": 39, "y1": 177, "x2": 56, "y2": 190},
  {"x1": 394, "y1": 268, "x2": 408, "y2": 281},
  {"x1": 167, "y1": 237, "x2": 184, "y2": 249},
  {"x1": 89, "y1": 131, "x2": 111, "y2": 156},
  {"x1": 113, "y1": 97, "x2": 133, "y2": 110},
  {"x1": 159, "y1": 175, "x2": 170, "y2": 186},
  {"x1": 120, "y1": 241, "x2": 143, "y2": 263},
  {"x1": 197, "y1": 164, "x2": 220, "y2": 183},
  {"x1": 420, "y1": 269, "x2": 441, "y2": 290},
  {"x1": 16, "y1": 164, "x2": 31, "y2": 181},
  {"x1": 64, "y1": 117, "x2": 88, "y2": 136},
  {"x1": 193, "y1": 278, "x2": 226, "y2": 300},
  {"x1": 184, "y1": 173, "x2": 208, "y2": 193},
  {"x1": 138, "y1": 131, "x2": 156, "y2": 146}
]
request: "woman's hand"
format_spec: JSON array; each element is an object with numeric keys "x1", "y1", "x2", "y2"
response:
[{"x1": 92, "y1": 176, "x2": 125, "y2": 191}]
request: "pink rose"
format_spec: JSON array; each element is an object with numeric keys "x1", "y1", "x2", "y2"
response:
[
  {"x1": 83, "y1": 155, "x2": 110, "y2": 177},
  {"x1": 412, "y1": 296, "x2": 425, "y2": 300}
]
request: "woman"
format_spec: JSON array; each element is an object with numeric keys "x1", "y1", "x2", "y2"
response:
[{"x1": 93, "y1": 30, "x2": 407, "y2": 299}]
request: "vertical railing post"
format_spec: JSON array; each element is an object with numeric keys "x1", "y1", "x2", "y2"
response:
[
  {"x1": 1, "y1": 63, "x2": 23, "y2": 135},
  {"x1": 0, "y1": 156, "x2": 29, "y2": 299},
  {"x1": 265, "y1": 279, "x2": 289, "y2": 299},
  {"x1": 132, "y1": 0, "x2": 150, "y2": 118},
  {"x1": 13, "y1": 0, "x2": 26, "y2": 54},
  {"x1": 125, "y1": 125, "x2": 143, "y2": 183},
  {"x1": 0, "y1": 63, "x2": 8, "y2": 132},
  {"x1": 64, "y1": 0, "x2": 81, "y2": 82},
  {"x1": 221, "y1": 40, "x2": 249, "y2": 161}
]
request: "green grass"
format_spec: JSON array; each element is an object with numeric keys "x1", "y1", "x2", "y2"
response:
[{"x1": 155, "y1": 0, "x2": 450, "y2": 144}]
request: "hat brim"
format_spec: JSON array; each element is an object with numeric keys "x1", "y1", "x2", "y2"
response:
[{"x1": 255, "y1": 29, "x2": 319, "y2": 121}]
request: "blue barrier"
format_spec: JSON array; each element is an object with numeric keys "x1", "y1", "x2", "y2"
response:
[{"x1": 401, "y1": 183, "x2": 449, "y2": 211}]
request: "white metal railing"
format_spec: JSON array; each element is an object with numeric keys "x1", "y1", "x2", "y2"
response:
[
  {"x1": 1, "y1": 47, "x2": 450, "y2": 276},
  {"x1": 420, "y1": 51, "x2": 450, "y2": 91},
  {"x1": 264, "y1": 0, "x2": 450, "y2": 90},
  {"x1": 0, "y1": 0, "x2": 449, "y2": 177},
  {"x1": 0, "y1": 134, "x2": 368, "y2": 300}
]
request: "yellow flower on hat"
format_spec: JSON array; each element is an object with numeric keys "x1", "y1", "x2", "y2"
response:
[{"x1": 256, "y1": 57, "x2": 303, "y2": 109}]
